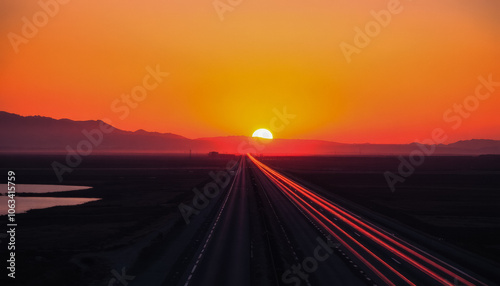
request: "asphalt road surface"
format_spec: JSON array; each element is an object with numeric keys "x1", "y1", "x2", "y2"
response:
[{"x1": 136, "y1": 154, "x2": 493, "y2": 286}]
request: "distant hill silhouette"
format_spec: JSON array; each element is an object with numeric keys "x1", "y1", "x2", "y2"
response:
[
  {"x1": 1, "y1": 111, "x2": 500, "y2": 155},
  {"x1": 0, "y1": 111, "x2": 191, "y2": 152}
]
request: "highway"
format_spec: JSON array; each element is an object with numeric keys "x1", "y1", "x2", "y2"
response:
[
  {"x1": 175, "y1": 154, "x2": 490, "y2": 286},
  {"x1": 183, "y1": 154, "x2": 252, "y2": 286}
]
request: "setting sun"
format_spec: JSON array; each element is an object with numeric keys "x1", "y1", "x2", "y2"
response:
[
  {"x1": 0, "y1": 1, "x2": 499, "y2": 285},
  {"x1": 252, "y1": 129, "x2": 273, "y2": 139}
]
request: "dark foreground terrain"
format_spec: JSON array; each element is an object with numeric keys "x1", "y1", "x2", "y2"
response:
[
  {"x1": 1, "y1": 154, "x2": 499, "y2": 285},
  {"x1": 0, "y1": 153, "x2": 237, "y2": 285}
]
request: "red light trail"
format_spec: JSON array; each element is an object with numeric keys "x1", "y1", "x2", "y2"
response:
[{"x1": 248, "y1": 154, "x2": 484, "y2": 286}]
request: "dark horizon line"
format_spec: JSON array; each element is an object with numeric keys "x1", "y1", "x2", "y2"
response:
[{"x1": 1, "y1": 110, "x2": 499, "y2": 146}]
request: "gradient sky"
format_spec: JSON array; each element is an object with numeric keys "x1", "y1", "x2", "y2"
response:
[{"x1": 1, "y1": 0, "x2": 499, "y2": 143}]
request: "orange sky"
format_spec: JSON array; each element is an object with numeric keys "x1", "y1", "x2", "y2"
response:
[{"x1": 1, "y1": 0, "x2": 499, "y2": 144}]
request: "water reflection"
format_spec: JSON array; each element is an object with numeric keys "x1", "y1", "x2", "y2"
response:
[
  {"x1": 0, "y1": 184, "x2": 91, "y2": 194},
  {"x1": 0, "y1": 196, "x2": 100, "y2": 215},
  {"x1": 0, "y1": 184, "x2": 99, "y2": 215}
]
